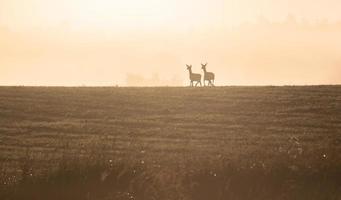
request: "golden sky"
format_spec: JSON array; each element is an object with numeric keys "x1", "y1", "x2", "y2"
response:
[{"x1": 1, "y1": 0, "x2": 341, "y2": 86}]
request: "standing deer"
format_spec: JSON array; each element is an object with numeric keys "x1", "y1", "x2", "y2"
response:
[
  {"x1": 201, "y1": 62, "x2": 215, "y2": 86},
  {"x1": 186, "y1": 64, "x2": 202, "y2": 87}
]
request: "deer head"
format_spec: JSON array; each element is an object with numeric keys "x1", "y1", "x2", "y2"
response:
[
  {"x1": 201, "y1": 62, "x2": 207, "y2": 69},
  {"x1": 186, "y1": 64, "x2": 192, "y2": 70}
]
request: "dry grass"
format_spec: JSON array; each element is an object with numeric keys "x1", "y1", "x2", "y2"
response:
[{"x1": 0, "y1": 86, "x2": 340, "y2": 200}]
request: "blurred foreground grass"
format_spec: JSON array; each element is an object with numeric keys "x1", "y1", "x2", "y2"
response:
[{"x1": 0, "y1": 86, "x2": 340, "y2": 199}]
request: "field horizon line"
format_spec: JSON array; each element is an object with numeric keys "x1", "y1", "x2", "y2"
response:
[{"x1": 0, "y1": 84, "x2": 340, "y2": 88}]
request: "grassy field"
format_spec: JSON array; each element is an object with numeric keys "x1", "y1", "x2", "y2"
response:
[{"x1": 0, "y1": 86, "x2": 340, "y2": 200}]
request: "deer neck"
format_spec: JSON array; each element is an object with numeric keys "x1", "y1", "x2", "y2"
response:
[
  {"x1": 188, "y1": 69, "x2": 193, "y2": 76},
  {"x1": 203, "y1": 68, "x2": 207, "y2": 73}
]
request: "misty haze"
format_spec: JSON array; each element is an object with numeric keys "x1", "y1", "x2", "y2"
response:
[{"x1": 1, "y1": 0, "x2": 341, "y2": 86}]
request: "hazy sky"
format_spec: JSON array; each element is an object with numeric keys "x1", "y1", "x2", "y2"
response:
[{"x1": 1, "y1": 0, "x2": 341, "y2": 86}]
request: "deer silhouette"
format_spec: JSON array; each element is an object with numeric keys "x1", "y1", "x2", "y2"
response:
[
  {"x1": 186, "y1": 64, "x2": 202, "y2": 87},
  {"x1": 201, "y1": 63, "x2": 215, "y2": 86}
]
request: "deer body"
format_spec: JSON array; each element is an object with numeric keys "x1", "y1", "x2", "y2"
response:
[
  {"x1": 201, "y1": 63, "x2": 215, "y2": 86},
  {"x1": 186, "y1": 65, "x2": 202, "y2": 87}
]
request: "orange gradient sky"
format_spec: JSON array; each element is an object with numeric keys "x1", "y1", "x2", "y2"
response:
[{"x1": 1, "y1": 0, "x2": 341, "y2": 86}]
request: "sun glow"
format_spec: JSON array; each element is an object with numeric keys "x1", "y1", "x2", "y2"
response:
[
  {"x1": 0, "y1": 0, "x2": 229, "y2": 31},
  {"x1": 66, "y1": 0, "x2": 177, "y2": 28}
]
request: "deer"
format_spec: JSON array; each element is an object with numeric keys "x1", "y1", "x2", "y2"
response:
[
  {"x1": 201, "y1": 62, "x2": 215, "y2": 86},
  {"x1": 186, "y1": 64, "x2": 202, "y2": 87}
]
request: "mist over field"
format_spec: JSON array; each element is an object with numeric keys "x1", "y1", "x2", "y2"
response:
[{"x1": 1, "y1": 0, "x2": 341, "y2": 86}]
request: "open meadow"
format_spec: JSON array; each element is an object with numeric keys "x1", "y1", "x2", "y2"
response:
[{"x1": 0, "y1": 86, "x2": 340, "y2": 200}]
